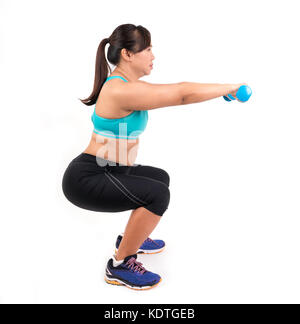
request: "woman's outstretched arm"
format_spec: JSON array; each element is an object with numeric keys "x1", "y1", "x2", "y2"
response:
[
  {"x1": 112, "y1": 81, "x2": 243, "y2": 111},
  {"x1": 181, "y1": 82, "x2": 241, "y2": 105}
]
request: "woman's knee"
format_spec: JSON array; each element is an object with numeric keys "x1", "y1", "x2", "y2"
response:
[{"x1": 146, "y1": 184, "x2": 170, "y2": 217}]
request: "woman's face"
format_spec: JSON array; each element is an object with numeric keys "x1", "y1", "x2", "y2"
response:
[{"x1": 133, "y1": 45, "x2": 155, "y2": 75}]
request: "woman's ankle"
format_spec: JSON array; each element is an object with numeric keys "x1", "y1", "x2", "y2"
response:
[
  {"x1": 114, "y1": 253, "x2": 124, "y2": 261},
  {"x1": 115, "y1": 251, "x2": 136, "y2": 261}
]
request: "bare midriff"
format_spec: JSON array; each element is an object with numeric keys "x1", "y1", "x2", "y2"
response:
[
  {"x1": 83, "y1": 79, "x2": 139, "y2": 166},
  {"x1": 83, "y1": 132, "x2": 139, "y2": 166}
]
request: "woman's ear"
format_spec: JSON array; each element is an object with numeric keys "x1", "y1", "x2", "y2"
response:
[{"x1": 121, "y1": 48, "x2": 133, "y2": 61}]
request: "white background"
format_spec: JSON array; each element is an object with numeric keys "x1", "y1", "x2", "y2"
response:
[{"x1": 0, "y1": 0, "x2": 299, "y2": 304}]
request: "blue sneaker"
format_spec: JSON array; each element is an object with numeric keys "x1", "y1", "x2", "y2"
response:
[
  {"x1": 104, "y1": 253, "x2": 162, "y2": 290},
  {"x1": 115, "y1": 234, "x2": 165, "y2": 255}
]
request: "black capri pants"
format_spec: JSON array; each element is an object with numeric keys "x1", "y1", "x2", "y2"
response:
[{"x1": 62, "y1": 153, "x2": 170, "y2": 217}]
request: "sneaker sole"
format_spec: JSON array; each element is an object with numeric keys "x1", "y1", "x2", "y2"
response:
[
  {"x1": 104, "y1": 274, "x2": 162, "y2": 290},
  {"x1": 115, "y1": 246, "x2": 165, "y2": 255}
]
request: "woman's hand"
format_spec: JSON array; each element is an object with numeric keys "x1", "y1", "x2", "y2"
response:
[{"x1": 228, "y1": 83, "x2": 249, "y2": 102}]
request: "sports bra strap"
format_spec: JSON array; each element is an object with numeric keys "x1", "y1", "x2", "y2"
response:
[{"x1": 104, "y1": 75, "x2": 128, "y2": 84}]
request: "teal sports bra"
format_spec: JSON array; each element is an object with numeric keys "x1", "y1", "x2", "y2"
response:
[{"x1": 91, "y1": 76, "x2": 148, "y2": 140}]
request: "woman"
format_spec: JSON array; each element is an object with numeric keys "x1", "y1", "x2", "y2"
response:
[{"x1": 62, "y1": 23, "x2": 244, "y2": 290}]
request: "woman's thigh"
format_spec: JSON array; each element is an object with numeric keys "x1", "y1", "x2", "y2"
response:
[
  {"x1": 102, "y1": 170, "x2": 170, "y2": 216},
  {"x1": 62, "y1": 162, "x2": 170, "y2": 216},
  {"x1": 128, "y1": 164, "x2": 170, "y2": 187}
]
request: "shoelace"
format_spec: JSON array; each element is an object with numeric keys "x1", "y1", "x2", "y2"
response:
[
  {"x1": 125, "y1": 257, "x2": 146, "y2": 274},
  {"x1": 145, "y1": 237, "x2": 160, "y2": 247}
]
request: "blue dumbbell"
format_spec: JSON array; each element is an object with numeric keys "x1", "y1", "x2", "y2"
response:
[
  {"x1": 223, "y1": 94, "x2": 235, "y2": 101},
  {"x1": 223, "y1": 85, "x2": 252, "y2": 102}
]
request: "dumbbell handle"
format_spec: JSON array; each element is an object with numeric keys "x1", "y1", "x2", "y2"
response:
[{"x1": 223, "y1": 85, "x2": 252, "y2": 102}]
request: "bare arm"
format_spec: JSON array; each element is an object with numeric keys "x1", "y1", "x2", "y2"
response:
[
  {"x1": 181, "y1": 82, "x2": 239, "y2": 105},
  {"x1": 112, "y1": 81, "x2": 184, "y2": 111},
  {"x1": 113, "y1": 80, "x2": 242, "y2": 111}
]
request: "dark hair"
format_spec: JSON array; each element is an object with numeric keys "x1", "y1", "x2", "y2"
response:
[{"x1": 79, "y1": 24, "x2": 151, "y2": 106}]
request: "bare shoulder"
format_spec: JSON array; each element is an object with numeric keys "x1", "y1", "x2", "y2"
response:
[
  {"x1": 111, "y1": 80, "x2": 184, "y2": 111},
  {"x1": 103, "y1": 78, "x2": 146, "y2": 112},
  {"x1": 100, "y1": 78, "x2": 133, "y2": 114}
]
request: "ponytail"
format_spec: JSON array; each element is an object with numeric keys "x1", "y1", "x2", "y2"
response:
[{"x1": 79, "y1": 37, "x2": 111, "y2": 106}]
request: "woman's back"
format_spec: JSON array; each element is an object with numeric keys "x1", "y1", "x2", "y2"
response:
[{"x1": 83, "y1": 75, "x2": 146, "y2": 166}]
